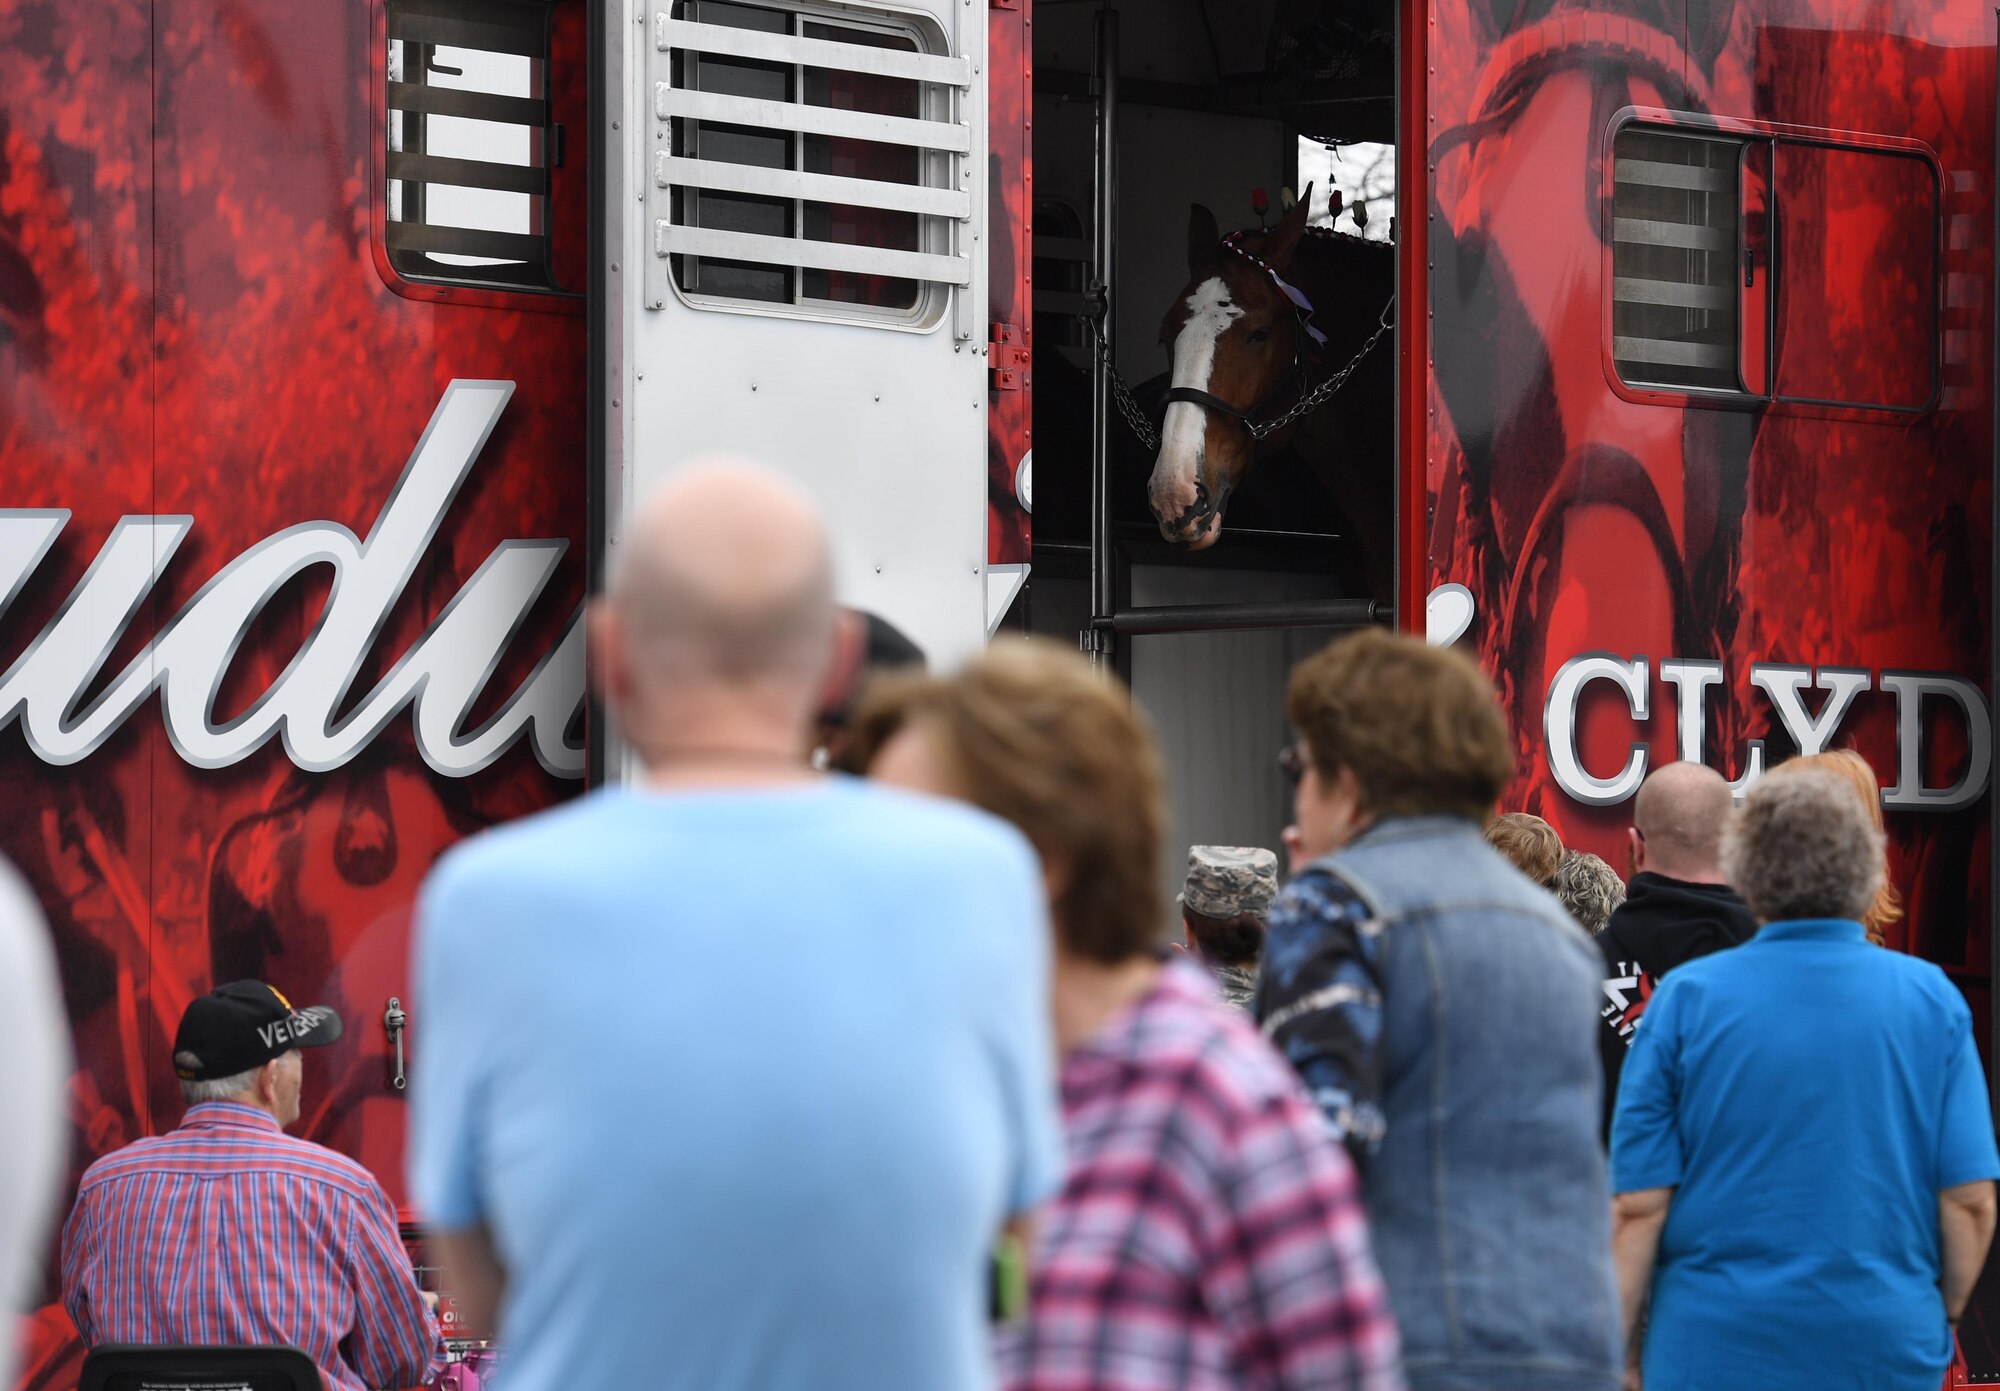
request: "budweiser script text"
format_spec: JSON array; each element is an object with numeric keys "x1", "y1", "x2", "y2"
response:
[{"x1": 0, "y1": 381, "x2": 583, "y2": 779}]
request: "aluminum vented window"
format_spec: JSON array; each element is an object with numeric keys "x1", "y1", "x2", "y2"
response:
[
  {"x1": 386, "y1": 0, "x2": 564, "y2": 292},
  {"x1": 650, "y1": 0, "x2": 971, "y2": 323},
  {"x1": 1611, "y1": 129, "x2": 1741, "y2": 392},
  {"x1": 1609, "y1": 122, "x2": 1939, "y2": 412}
]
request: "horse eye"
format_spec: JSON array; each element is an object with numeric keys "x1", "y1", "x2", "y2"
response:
[{"x1": 1246, "y1": 327, "x2": 1272, "y2": 345}]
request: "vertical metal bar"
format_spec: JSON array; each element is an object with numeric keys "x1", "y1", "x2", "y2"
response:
[
  {"x1": 585, "y1": 0, "x2": 614, "y2": 787},
  {"x1": 1394, "y1": 0, "x2": 1428, "y2": 638},
  {"x1": 1087, "y1": 8, "x2": 1118, "y2": 667},
  {"x1": 1988, "y1": 5, "x2": 2000, "y2": 1111}
]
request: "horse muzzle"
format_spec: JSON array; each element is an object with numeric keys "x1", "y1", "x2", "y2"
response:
[{"x1": 1154, "y1": 477, "x2": 1229, "y2": 548}]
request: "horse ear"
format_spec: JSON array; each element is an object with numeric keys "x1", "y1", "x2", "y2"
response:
[
  {"x1": 1261, "y1": 183, "x2": 1314, "y2": 271},
  {"x1": 1188, "y1": 204, "x2": 1221, "y2": 271}
]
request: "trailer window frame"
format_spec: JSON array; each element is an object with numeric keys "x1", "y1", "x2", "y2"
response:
[
  {"x1": 647, "y1": 0, "x2": 971, "y2": 331},
  {"x1": 374, "y1": 0, "x2": 584, "y2": 306},
  {"x1": 1602, "y1": 109, "x2": 1944, "y2": 418}
]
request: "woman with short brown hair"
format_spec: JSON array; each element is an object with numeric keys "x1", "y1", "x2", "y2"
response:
[
  {"x1": 854, "y1": 639, "x2": 1403, "y2": 1391},
  {"x1": 1262, "y1": 629, "x2": 1618, "y2": 1391},
  {"x1": 853, "y1": 638, "x2": 1162, "y2": 963}
]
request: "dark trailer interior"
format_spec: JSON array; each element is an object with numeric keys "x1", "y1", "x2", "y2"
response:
[{"x1": 1009, "y1": 0, "x2": 1401, "y2": 904}]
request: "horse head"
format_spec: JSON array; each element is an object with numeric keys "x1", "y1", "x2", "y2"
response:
[{"x1": 1147, "y1": 194, "x2": 1316, "y2": 548}]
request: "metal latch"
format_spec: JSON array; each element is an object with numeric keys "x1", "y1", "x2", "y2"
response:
[
  {"x1": 989, "y1": 322, "x2": 1029, "y2": 391},
  {"x1": 385, "y1": 997, "x2": 408, "y2": 1092}
]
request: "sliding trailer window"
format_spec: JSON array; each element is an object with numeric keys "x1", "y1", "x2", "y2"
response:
[
  {"x1": 387, "y1": 0, "x2": 567, "y2": 292},
  {"x1": 650, "y1": 0, "x2": 971, "y2": 324},
  {"x1": 1610, "y1": 123, "x2": 1939, "y2": 412}
]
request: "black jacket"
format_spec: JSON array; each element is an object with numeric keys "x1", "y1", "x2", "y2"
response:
[{"x1": 1597, "y1": 873, "x2": 1758, "y2": 1139}]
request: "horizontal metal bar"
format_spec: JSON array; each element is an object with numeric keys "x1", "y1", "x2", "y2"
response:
[
  {"x1": 655, "y1": 222, "x2": 970, "y2": 285},
  {"x1": 1614, "y1": 157, "x2": 1732, "y2": 192},
  {"x1": 1614, "y1": 335, "x2": 1735, "y2": 369},
  {"x1": 657, "y1": 86, "x2": 971, "y2": 154},
  {"x1": 1098, "y1": 599, "x2": 1388, "y2": 636},
  {"x1": 1613, "y1": 276, "x2": 1733, "y2": 310},
  {"x1": 654, "y1": 154, "x2": 969, "y2": 219},
  {"x1": 389, "y1": 81, "x2": 547, "y2": 126},
  {"x1": 388, "y1": 151, "x2": 546, "y2": 195},
  {"x1": 1109, "y1": 522, "x2": 1348, "y2": 545},
  {"x1": 656, "y1": 17, "x2": 969, "y2": 87},
  {"x1": 389, "y1": 7, "x2": 546, "y2": 58},
  {"x1": 1612, "y1": 216, "x2": 1732, "y2": 251},
  {"x1": 385, "y1": 220, "x2": 547, "y2": 262}
]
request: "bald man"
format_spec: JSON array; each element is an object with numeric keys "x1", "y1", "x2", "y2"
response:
[
  {"x1": 409, "y1": 462, "x2": 1062, "y2": 1391},
  {"x1": 1596, "y1": 762, "x2": 1757, "y2": 1136}
]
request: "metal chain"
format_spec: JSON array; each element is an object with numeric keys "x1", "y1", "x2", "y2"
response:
[
  {"x1": 1086, "y1": 294, "x2": 1394, "y2": 451},
  {"x1": 1082, "y1": 309, "x2": 1164, "y2": 453},
  {"x1": 1247, "y1": 294, "x2": 1394, "y2": 439}
]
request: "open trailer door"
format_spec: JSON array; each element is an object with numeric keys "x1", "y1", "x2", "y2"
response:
[{"x1": 604, "y1": 0, "x2": 996, "y2": 690}]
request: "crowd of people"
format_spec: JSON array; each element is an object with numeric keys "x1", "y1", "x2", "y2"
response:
[{"x1": 2, "y1": 460, "x2": 1997, "y2": 1391}]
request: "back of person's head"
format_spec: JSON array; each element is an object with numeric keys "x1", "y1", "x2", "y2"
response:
[
  {"x1": 1765, "y1": 749, "x2": 1901, "y2": 943},
  {"x1": 595, "y1": 460, "x2": 835, "y2": 751},
  {"x1": 817, "y1": 609, "x2": 926, "y2": 772},
  {"x1": 1723, "y1": 770, "x2": 1884, "y2": 924},
  {"x1": 1553, "y1": 850, "x2": 1625, "y2": 933},
  {"x1": 1285, "y1": 629, "x2": 1512, "y2": 822},
  {"x1": 1485, "y1": 812, "x2": 1563, "y2": 886},
  {"x1": 1180, "y1": 845, "x2": 1279, "y2": 967},
  {"x1": 851, "y1": 639, "x2": 1165, "y2": 963},
  {"x1": 1632, "y1": 761, "x2": 1734, "y2": 881}
]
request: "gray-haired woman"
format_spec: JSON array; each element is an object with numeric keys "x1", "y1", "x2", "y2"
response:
[
  {"x1": 1553, "y1": 850, "x2": 1625, "y2": 934},
  {"x1": 1610, "y1": 771, "x2": 1999, "y2": 1391}
]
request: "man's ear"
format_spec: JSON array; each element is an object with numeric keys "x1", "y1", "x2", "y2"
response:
[
  {"x1": 1260, "y1": 185, "x2": 1314, "y2": 273},
  {"x1": 1628, "y1": 826, "x2": 1646, "y2": 870},
  {"x1": 1188, "y1": 203, "x2": 1221, "y2": 272},
  {"x1": 587, "y1": 600, "x2": 632, "y2": 710}
]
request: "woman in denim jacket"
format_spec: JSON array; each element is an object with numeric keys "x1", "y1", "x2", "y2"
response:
[{"x1": 1258, "y1": 630, "x2": 1620, "y2": 1391}]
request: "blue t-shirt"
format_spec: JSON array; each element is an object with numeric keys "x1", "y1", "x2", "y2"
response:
[
  {"x1": 1612, "y1": 917, "x2": 2000, "y2": 1391},
  {"x1": 409, "y1": 780, "x2": 1064, "y2": 1391}
]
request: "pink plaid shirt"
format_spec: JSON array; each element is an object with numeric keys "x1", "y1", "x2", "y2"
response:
[
  {"x1": 998, "y1": 958, "x2": 1404, "y2": 1391},
  {"x1": 61, "y1": 1102, "x2": 444, "y2": 1391}
]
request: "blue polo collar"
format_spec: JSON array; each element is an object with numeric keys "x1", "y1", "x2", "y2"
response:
[{"x1": 1751, "y1": 917, "x2": 1866, "y2": 944}]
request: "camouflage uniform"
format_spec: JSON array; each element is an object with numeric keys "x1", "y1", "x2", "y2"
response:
[{"x1": 1179, "y1": 846, "x2": 1280, "y2": 1011}]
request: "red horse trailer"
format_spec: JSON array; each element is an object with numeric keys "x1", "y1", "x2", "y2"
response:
[{"x1": 0, "y1": 0, "x2": 1993, "y2": 1385}]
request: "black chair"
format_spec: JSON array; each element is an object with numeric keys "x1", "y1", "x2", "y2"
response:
[{"x1": 79, "y1": 1344, "x2": 322, "y2": 1391}]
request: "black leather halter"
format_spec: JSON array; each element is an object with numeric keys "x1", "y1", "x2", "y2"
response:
[
  {"x1": 1158, "y1": 317, "x2": 1311, "y2": 435},
  {"x1": 1158, "y1": 232, "x2": 1323, "y2": 438}
]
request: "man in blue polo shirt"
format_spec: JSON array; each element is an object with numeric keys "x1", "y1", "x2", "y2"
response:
[
  {"x1": 409, "y1": 463, "x2": 1062, "y2": 1391},
  {"x1": 1612, "y1": 770, "x2": 1999, "y2": 1391}
]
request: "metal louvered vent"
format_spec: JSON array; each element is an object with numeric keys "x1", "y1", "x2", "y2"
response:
[
  {"x1": 387, "y1": 0, "x2": 559, "y2": 291},
  {"x1": 650, "y1": 0, "x2": 970, "y2": 323},
  {"x1": 1611, "y1": 128, "x2": 1741, "y2": 392}
]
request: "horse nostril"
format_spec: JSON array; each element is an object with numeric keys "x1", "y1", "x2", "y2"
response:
[{"x1": 1193, "y1": 480, "x2": 1211, "y2": 512}]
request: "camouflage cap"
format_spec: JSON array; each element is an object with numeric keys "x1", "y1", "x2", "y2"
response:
[{"x1": 1179, "y1": 845, "x2": 1280, "y2": 920}]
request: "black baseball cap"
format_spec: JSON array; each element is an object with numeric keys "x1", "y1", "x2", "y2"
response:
[{"x1": 172, "y1": 980, "x2": 343, "y2": 1081}]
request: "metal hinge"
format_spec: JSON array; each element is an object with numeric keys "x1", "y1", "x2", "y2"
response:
[{"x1": 989, "y1": 321, "x2": 1029, "y2": 390}]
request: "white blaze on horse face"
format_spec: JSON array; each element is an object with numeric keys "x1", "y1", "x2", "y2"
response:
[{"x1": 1151, "y1": 278, "x2": 1243, "y2": 522}]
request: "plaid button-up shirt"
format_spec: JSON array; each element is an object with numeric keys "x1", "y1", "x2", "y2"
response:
[
  {"x1": 61, "y1": 1102, "x2": 444, "y2": 1391},
  {"x1": 998, "y1": 958, "x2": 1403, "y2": 1391}
]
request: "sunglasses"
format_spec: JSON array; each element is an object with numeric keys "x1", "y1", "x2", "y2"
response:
[{"x1": 1278, "y1": 744, "x2": 1308, "y2": 787}]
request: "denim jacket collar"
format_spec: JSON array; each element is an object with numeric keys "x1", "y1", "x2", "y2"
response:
[{"x1": 1347, "y1": 813, "x2": 1485, "y2": 851}]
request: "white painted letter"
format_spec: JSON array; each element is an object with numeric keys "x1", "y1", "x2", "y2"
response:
[
  {"x1": 1545, "y1": 654, "x2": 1651, "y2": 806},
  {"x1": 1881, "y1": 672, "x2": 1991, "y2": 812}
]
